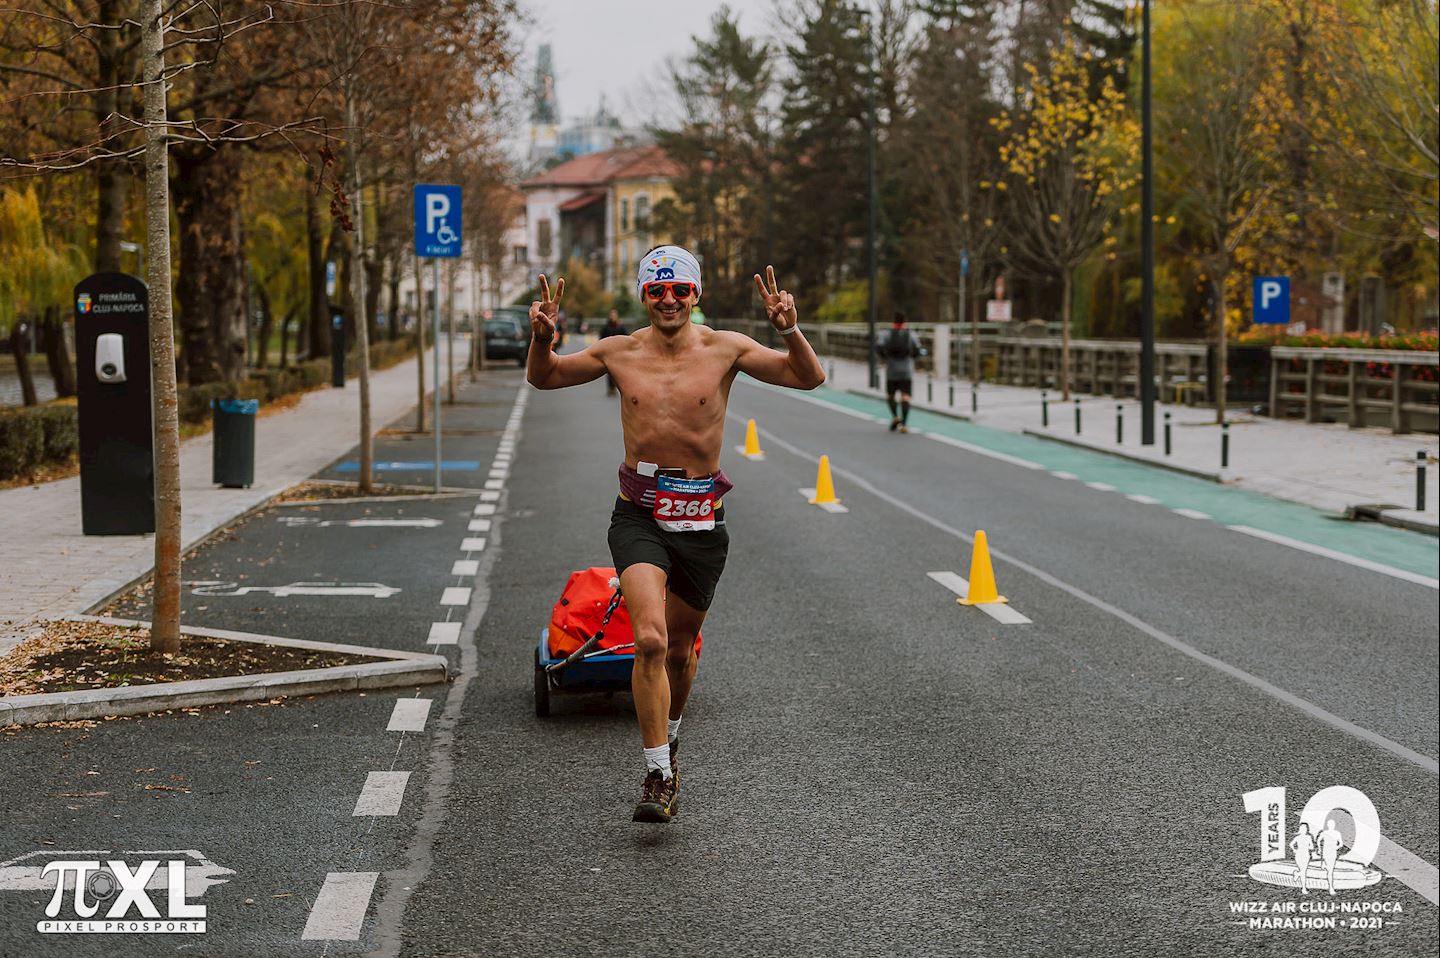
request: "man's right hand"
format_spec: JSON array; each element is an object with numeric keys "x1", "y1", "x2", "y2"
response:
[{"x1": 529, "y1": 274, "x2": 564, "y2": 341}]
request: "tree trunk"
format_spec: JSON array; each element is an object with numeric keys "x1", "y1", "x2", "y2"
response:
[
  {"x1": 1060, "y1": 267, "x2": 1073, "y2": 400},
  {"x1": 306, "y1": 186, "x2": 329, "y2": 361},
  {"x1": 344, "y1": 77, "x2": 374, "y2": 494},
  {"x1": 9, "y1": 322, "x2": 38, "y2": 406},
  {"x1": 386, "y1": 259, "x2": 401, "y2": 342},
  {"x1": 142, "y1": 0, "x2": 182, "y2": 653},
  {"x1": 254, "y1": 282, "x2": 273, "y2": 369},
  {"x1": 1215, "y1": 273, "x2": 1228, "y2": 425},
  {"x1": 365, "y1": 256, "x2": 383, "y2": 348},
  {"x1": 173, "y1": 148, "x2": 247, "y2": 384},
  {"x1": 93, "y1": 0, "x2": 130, "y2": 274},
  {"x1": 280, "y1": 307, "x2": 294, "y2": 367},
  {"x1": 42, "y1": 306, "x2": 77, "y2": 397}
]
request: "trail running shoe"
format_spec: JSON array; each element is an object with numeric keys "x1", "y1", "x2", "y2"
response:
[
  {"x1": 889, "y1": 417, "x2": 900, "y2": 432},
  {"x1": 632, "y1": 770, "x2": 678, "y2": 823},
  {"x1": 899, "y1": 423, "x2": 909, "y2": 434},
  {"x1": 669, "y1": 737, "x2": 680, "y2": 782}
]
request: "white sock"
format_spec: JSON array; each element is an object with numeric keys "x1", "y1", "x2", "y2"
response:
[
  {"x1": 667, "y1": 716, "x2": 682, "y2": 743},
  {"x1": 644, "y1": 743, "x2": 671, "y2": 779}
]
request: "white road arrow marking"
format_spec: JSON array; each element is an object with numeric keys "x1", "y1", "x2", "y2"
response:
[
  {"x1": 186, "y1": 581, "x2": 401, "y2": 598},
  {"x1": 276, "y1": 517, "x2": 443, "y2": 529}
]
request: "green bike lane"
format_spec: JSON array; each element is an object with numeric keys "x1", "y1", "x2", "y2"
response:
[{"x1": 803, "y1": 386, "x2": 1439, "y2": 583}]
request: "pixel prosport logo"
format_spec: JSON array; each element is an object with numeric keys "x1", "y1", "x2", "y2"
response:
[{"x1": 38, "y1": 858, "x2": 212, "y2": 934}]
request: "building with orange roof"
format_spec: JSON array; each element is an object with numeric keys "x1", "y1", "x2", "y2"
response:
[{"x1": 519, "y1": 145, "x2": 682, "y2": 300}]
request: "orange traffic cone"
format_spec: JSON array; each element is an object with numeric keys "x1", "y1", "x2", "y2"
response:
[
  {"x1": 743, "y1": 418, "x2": 763, "y2": 457},
  {"x1": 959, "y1": 530, "x2": 1007, "y2": 605},
  {"x1": 809, "y1": 455, "x2": 839, "y2": 505}
]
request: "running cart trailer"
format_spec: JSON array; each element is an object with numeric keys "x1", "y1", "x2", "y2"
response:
[{"x1": 534, "y1": 566, "x2": 701, "y2": 717}]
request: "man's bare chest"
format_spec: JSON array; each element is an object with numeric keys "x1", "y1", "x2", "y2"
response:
[{"x1": 612, "y1": 353, "x2": 732, "y2": 415}]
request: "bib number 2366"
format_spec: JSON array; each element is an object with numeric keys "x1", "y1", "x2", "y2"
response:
[{"x1": 654, "y1": 475, "x2": 716, "y2": 532}]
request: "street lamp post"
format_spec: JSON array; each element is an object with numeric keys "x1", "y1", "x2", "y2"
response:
[
  {"x1": 1140, "y1": 0, "x2": 1157, "y2": 444},
  {"x1": 863, "y1": 8, "x2": 878, "y2": 390}
]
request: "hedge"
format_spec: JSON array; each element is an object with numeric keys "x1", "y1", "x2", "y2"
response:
[{"x1": 0, "y1": 340, "x2": 417, "y2": 480}]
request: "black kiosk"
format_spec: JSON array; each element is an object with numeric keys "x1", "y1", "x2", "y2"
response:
[{"x1": 74, "y1": 272, "x2": 155, "y2": 535}]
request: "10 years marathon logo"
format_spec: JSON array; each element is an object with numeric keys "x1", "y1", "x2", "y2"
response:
[{"x1": 1230, "y1": 785, "x2": 1405, "y2": 932}]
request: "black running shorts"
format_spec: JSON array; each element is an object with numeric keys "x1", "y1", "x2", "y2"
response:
[
  {"x1": 886, "y1": 376, "x2": 913, "y2": 397},
  {"x1": 608, "y1": 497, "x2": 729, "y2": 612}
]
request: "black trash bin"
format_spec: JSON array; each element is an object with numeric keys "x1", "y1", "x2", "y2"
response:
[{"x1": 212, "y1": 398, "x2": 258, "y2": 488}]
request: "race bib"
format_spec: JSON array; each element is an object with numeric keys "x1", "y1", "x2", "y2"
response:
[{"x1": 653, "y1": 475, "x2": 716, "y2": 532}]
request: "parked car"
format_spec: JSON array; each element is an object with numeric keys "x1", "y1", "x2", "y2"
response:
[{"x1": 484, "y1": 308, "x2": 530, "y2": 366}]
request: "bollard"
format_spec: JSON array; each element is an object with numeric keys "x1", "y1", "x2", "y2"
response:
[
  {"x1": 948, "y1": 380, "x2": 955, "y2": 407},
  {"x1": 1163, "y1": 411, "x2": 1172, "y2": 456},
  {"x1": 1074, "y1": 398, "x2": 1082, "y2": 435},
  {"x1": 1041, "y1": 390, "x2": 1049, "y2": 427},
  {"x1": 1116, "y1": 403, "x2": 1124, "y2": 444},
  {"x1": 1418, "y1": 451, "x2": 1428, "y2": 513},
  {"x1": 1222, "y1": 422, "x2": 1230, "y2": 469},
  {"x1": 927, "y1": 374, "x2": 933, "y2": 404},
  {"x1": 971, "y1": 385, "x2": 978, "y2": 414}
]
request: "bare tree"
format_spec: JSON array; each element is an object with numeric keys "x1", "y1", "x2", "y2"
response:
[{"x1": 140, "y1": 0, "x2": 181, "y2": 651}]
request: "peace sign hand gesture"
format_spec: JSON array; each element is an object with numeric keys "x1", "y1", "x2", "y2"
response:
[
  {"x1": 529, "y1": 274, "x2": 565, "y2": 341},
  {"x1": 753, "y1": 265, "x2": 797, "y2": 332}
]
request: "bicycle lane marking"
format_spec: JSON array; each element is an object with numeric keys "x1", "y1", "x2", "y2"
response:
[{"x1": 747, "y1": 382, "x2": 1439, "y2": 586}]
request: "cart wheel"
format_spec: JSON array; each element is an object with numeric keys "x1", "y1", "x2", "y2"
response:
[{"x1": 533, "y1": 651, "x2": 551, "y2": 717}]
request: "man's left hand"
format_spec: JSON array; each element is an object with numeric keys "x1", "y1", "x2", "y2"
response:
[{"x1": 754, "y1": 265, "x2": 797, "y2": 332}]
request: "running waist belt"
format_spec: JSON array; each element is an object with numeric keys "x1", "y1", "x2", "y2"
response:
[{"x1": 618, "y1": 463, "x2": 733, "y2": 508}]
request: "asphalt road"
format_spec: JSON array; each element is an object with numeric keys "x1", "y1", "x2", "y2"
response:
[{"x1": 1, "y1": 357, "x2": 1436, "y2": 957}]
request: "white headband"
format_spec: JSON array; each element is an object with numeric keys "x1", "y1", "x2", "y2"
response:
[{"x1": 636, "y1": 246, "x2": 702, "y2": 298}]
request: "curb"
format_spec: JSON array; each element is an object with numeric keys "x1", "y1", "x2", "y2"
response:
[
  {"x1": 1020, "y1": 428, "x2": 1228, "y2": 483},
  {"x1": 0, "y1": 616, "x2": 449, "y2": 727},
  {"x1": 843, "y1": 387, "x2": 973, "y2": 423},
  {"x1": 1346, "y1": 504, "x2": 1439, "y2": 537}
]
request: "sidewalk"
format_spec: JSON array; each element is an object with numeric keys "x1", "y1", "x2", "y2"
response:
[
  {"x1": 822, "y1": 356, "x2": 1439, "y2": 533},
  {"x1": 0, "y1": 342, "x2": 472, "y2": 656}
]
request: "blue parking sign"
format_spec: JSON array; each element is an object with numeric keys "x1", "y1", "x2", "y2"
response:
[
  {"x1": 1253, "y1": 276, "x2": 1290, "y2": 325},
  {"x1": 414, "y1": 184, "x2": 462, "y2": 258}
]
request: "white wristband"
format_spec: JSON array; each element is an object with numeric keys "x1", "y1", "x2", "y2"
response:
[{"x1": 779, "y1": 323, "x2": 800, "y2": 336}]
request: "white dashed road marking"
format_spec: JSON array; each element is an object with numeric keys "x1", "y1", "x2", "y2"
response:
[
  {"x1": 480, "y1": 490, "x2": 500, "y2": 501},
  {"x1": 451, "y1": 559, "x2": 479, "y2": 576},
  {"x1": 461, "y1": 537, "x2": 487, "y2": 552},
  {"x1": 926, "y1": 571, "x2": 1033, "y2": 624},
  {"x1": 1126, "y1": 494, "x2": 1161, "y2": 505},
  {"x1": 1085, "y1": 481, "x2": 1116, "y2": 492},
  {"x1": 353, "y1": 771, "x2": 410, "y2": 816},
  {"x1": 427, "y1": 622, "x2": 461, "y2": 645},
  {"x1": 441, "y1": 586, "x2": 472, "y2": 606},
  {"x1": 468, "y1": 519, "x2": 492, "y2": 532},
  {"x1": 302, "y1": 872, "x2": 378, "y2": 941},
  {"x1": 484, "y1": 479, "x2": 504, "y2": 490},
  {"x1": 1051, "y1": 471, "x2": 1078, "y2": 480},
  {"x1": 1172, "y1": 508, "x2": 1211, "y2": 520},
  {"x1": 386, "y1": 698, "x2": 432, "y2": 732},
  {"x1": 798, "y1": 489, "x2": 849, "y2": 513},
  {"x1": 473, "y1": 503, "x2": 496, "y2": 516}
]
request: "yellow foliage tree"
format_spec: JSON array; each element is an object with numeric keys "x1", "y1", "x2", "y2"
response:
[
  {"x1": 0, "y1": 185, "x2": 86, "y2": 329},
  {"x1": 995, "y1": 34, "x2": 1138, "y2": 398}
]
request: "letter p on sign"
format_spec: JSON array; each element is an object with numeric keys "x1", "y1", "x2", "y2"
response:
[
  {"x1": 1253, "y1": 276, "x2": 1290, "y2": 325},
  {"x1": 425, "y1": 193, "x2": 450, "y2": 233}
]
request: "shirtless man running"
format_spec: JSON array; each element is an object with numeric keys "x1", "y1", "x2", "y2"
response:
[{"x1": 526, "y1": 246, "x2": 825, "y2": 822}]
